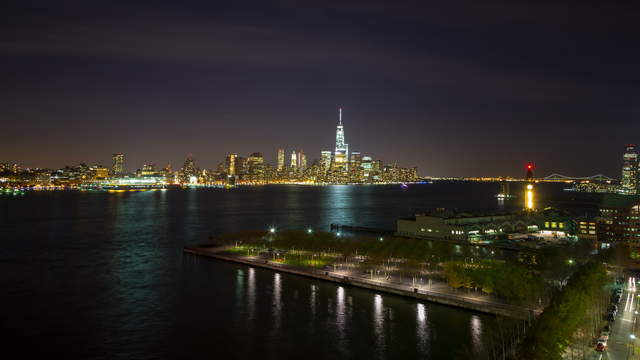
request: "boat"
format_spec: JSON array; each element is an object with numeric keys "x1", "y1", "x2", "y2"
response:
[{"x1": 495, "y1": 181, "x2": 515, "y2": 199}]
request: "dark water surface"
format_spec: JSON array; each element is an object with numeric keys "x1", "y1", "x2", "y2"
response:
[{"x1": 0, "y1": 183, "x2": 564, "y2": 359}]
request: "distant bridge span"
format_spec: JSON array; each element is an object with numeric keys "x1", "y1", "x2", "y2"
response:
[{"x1": 543, "y1": 173, "x2": 615, "y2": 182}]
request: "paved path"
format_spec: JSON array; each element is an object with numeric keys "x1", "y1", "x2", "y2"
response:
[{"x1": 185, "y1": 245, "x2": 540, "y2": 319}]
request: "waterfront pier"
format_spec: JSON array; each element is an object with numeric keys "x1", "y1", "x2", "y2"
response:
[{"x1": 184, "y1": 244, "x2": 540, "y2": 320}]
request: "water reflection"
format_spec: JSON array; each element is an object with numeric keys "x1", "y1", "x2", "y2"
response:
[
  {"x1": 470, "y1": 315, "x2": 483, "y2": 354},
  {"x1": 310, "y1": 284, "x2": 317, "y2": 318},
  {"x1": 325, "y1": 186, "x2": 355, "y2": 226},
  {"x1": 416, "y1": 303, "x2": 429, "y2": 354},
  {"x1": 373, "y1": 294, "x2": 385, "y2": 356},
  {"x1": 4, "y1": 185, "x2": 519, "y2": 359},
  {"x1": 247, "y1": 268, "x2": 255, "y2": 320},
  {"x1": 236, "y1": 269, "x2": 244, "y2": 305},
  {"x1": 336, "y1": 286, "x2": 346, "y2": 338},
  {"x1": 273, "y1": 273, "x2": 282, "y2": 331}
]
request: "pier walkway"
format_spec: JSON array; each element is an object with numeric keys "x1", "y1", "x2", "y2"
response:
[{"x1": 184, "y1": 245, "x2": 541, "y2": 320}]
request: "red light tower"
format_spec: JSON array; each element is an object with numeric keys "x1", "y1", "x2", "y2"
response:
[{"x1": 525, "y1": 163, "x2": 534, "y2": 181}]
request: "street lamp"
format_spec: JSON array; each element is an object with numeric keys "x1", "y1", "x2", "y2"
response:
[
  {"x1": 379, "y1": 237, "x2": 384, "y2": 242},
  {"x1": 307, "y1": 228, "x2": 313, "y2": 234},
  {"x1": 336, "y1": 232, "x2": 341, "y2": 237},
  {"x1": 269, "y1": 227, "x2": 276, "y2": 234}
]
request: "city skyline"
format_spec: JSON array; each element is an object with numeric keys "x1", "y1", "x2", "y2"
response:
[{"x1": 3, "y1": 1, "x2": 640, "y2": 177}]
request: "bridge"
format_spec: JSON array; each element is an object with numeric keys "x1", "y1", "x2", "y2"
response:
[{"x1": 543, "y1": 173, "x2": 615, "y2": 182}]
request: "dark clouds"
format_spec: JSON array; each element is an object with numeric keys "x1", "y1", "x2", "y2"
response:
[{"x1": 1, "y1": 0, "x2": 639, "y2": 177}]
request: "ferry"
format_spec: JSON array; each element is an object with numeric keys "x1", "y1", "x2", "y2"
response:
[{"x1": 495, "y1": 181, "x2": 515, "y2": 199}]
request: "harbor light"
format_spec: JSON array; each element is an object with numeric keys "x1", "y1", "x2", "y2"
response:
[
  {"x1": 336, "y1": 232, "x2": 341, "y2": 237},
  {"x1": 269, "y1": 227, "x2": 276, "y2": 234},
  {"x1": 307, "y1": 228, "x2": 313, "y2": 234},
  {"x1": 379, "y1": 237, "x2": 384, "y2": 242},
  {"x1": 525, "y1": 183, "x2": 535, "y2": 210}
]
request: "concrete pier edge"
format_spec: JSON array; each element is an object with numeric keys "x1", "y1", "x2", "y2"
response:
[{"x1": 184, "y1": 245, "x2": 539, "y2": 320}]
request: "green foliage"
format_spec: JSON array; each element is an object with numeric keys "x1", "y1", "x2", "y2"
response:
[
  {"x1": 218, "y1": 230, "x2": 484, "y2": 263},
  {"x1": 441, "y1": 260, "x2": 543, "y2": 302},
  {"x1": 220, "y1": 230, "x2": 551, "y2": 304},
  {"x1": 518, "y1": 262, "x2": 607, "y2": 360}
]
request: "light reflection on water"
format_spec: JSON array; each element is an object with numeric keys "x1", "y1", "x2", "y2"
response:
[
  {"x1": 416, "y1": 303, "x2": 429, "y2": 353},
  {"x1": 470, "y1": 315, "x2": 483, "y2": 354},
  {"x1": 336, "y1": 286, "x2": 346, "y2": 339},
  {"x1": 247, "y1": 268, "x2": 256, "y2": 320},
  {"x1": 1, "y1": 184, "x2": 548, "y2": 359},
  {"x1": 310, "y1": 284, "x2": 317, "y2": 318},
  {"x1": 272, "y1": 273, "x2": 282, "y2": 332},
  {"x1": 373, "y1": 294, "x2": 386, "y2": 358}
]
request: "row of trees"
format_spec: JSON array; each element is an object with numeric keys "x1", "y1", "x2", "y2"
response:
[
  {"x1": 518, "y1": 262, "x2": 608, "y2": 360},
  {"x1": 220, "y1": 230, "x2": 504, "y2": 264},
  {"x1": 441, "y1": 260, "x2": 546, "y2": 303}
]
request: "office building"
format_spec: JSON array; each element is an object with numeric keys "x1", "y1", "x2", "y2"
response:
[
  {"x1": 290, "y1": 151, "x2": 297, "y2": 171},
  {"x1": 333, "y1": 108, "x2": 348, "y2": 171},
  {"x1": 297, "y1": 149, "x2": 306, "y2": 172},
  {"x1": 621, "y1": 144, "x2": 638, "y2": 195},
  {"x1": 597, "y1": 194, "x2": 640, "y2": 247},
  {"x1": 320, "y1": 151, "x2": 332, "y2": 173},
  {"x1": 225, "y1": 154, "x2": 237, "y2": 176},
  {"x1": 112, "y1": 153, "x2": 124, "y2": 176},
  {"x1": 277, "y1": 149, "x2": 285, "y2": 172}
]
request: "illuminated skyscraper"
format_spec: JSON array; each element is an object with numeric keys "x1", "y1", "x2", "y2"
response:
[
  {"x1": 111, "y1": 153, "x2": 124, "y2": 176},
  {"x1": 180, "y1": 155, "x2": 198, "y2": 184},
  {"x1": 277, "y1": 149, "x2": 285, "y2": 172},
  {"x1": 350, "y1": 152, "x2": 362, "y2": 169},
  {"x1": 321, "y1": 151, "x2": 332, "y2": 172},
  {"x1": 225, "y1": 154, "x2": 237, "y2": 176},
  {"x1": 297, "y1": 149, "x2": 306, "y2": 172},
  {"x1": 300, "y1": 153, "x2": 307, "y2": 172},
  {"x1": 333, "y1": 108, "x2": 348, "y2": 171},
  {"x1": 290, "y1": 151, "x2": 297, "y2": 171},
  {"x1": 361, "y1": 156, "x2": 373, "y2": 179},
  {"x1": 235, "y1": 156, "x2": 247, "y2": 176},
  {"x1": 621, "y1": 144, "x2": 638, "y2": 195},
  {"x1": 247, "y1": 152, "x2": 264, "y2": 182}
]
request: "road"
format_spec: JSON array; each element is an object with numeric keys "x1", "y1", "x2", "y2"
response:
[{"x1": 587, "y1": 277, "x2": 639, "y2": 360}]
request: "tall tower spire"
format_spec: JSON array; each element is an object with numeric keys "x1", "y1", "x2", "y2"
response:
[{"x1": 335, "y1": 108, "x2": 346, "y2": 153}]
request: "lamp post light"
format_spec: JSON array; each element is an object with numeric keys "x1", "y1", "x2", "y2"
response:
[
  {"x1": 269, "y1": 227, "x2": 276, "y2": 234},
  {"x1": 307, "y1": 228, "x2": 313, "y2": 234}
]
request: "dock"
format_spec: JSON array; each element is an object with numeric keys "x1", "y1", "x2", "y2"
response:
[{"x1": 184, "y1": 245, "x2": 540, "y2": 320}]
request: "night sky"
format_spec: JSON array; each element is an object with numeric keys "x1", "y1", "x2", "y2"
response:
[{"x1": 2, "y1": 1, "x2": 639, "y2": 177}]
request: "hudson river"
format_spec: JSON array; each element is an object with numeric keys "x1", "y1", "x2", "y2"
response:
[{"x1": 1, "y1": 182, "x2": 566, "y2": 359}]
